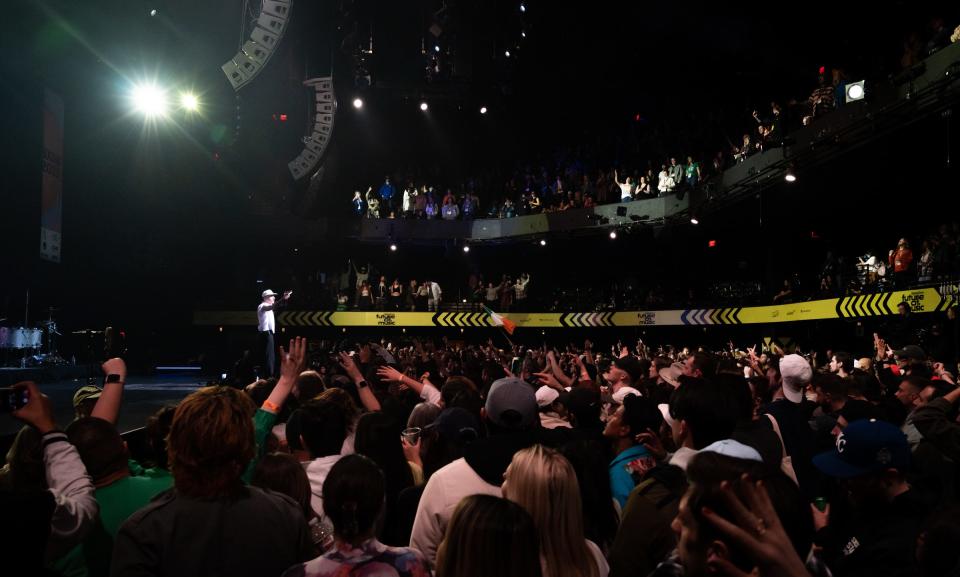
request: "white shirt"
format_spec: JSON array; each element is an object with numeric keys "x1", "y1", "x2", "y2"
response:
[
  {"x1": 430, "y1": 282, "x2": 442, "y2": 302},
  {"x1": 618, "y1": 182, "x2": 632, "y2": 200},
  {"x1": 402, "y1": 190, "x2": 412, "y2": 211},
  {"x1": 257, "y1": 302, "x2": 275, "y2": 333}
]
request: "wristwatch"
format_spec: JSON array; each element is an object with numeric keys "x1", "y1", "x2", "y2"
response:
[
  {"x1": 357, "y1": 379, "x2": 369, "y2": 389},
  {"x1": 105, "y1": 374, "x2": 124, "y2": 384}
]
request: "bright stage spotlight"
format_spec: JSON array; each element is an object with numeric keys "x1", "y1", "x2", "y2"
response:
[
  {"x1": 540, "y1": 239, "x2": 547, "y2": 246},
  {"x1": 132, "y1": 83, "x2": 168, "y2": 117},
  {"x1": 463, "y1": 245, "x2": 470, "y2": 253},
  {"x1": 480, "y1": 106, "x2": 488, "y2": 114},
  {"x1": 420, "y1": 101, "x2": 429, "y2": 111},
  {"x1": 179, "y1": 92, "x2": 199, "y2": 112},
  {"x1": 609, "y1": 230, "x2": 617, "y2": 239},
  {"x1": 389, "y1": 243, "x2": 397, "y2": 252},
  {"x1": 845, "y1": 80, "x2": 865, "y2": 103},
  {"x1": 353, "y1": 97, "x2": 364, "y2": 109},
  {"x1": 690, "y1": 216, "x2": 699, "y2": 225}
]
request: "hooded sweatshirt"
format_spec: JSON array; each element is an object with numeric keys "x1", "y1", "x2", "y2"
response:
[{"x1": 408, "y1": 432, "x2": 535, "y2": 563}]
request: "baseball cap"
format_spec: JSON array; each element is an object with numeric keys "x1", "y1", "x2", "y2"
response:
[
  {"x1": 535, "y1": 385, "x2": 560, "y2": 408},
  {"x1": 485, "y1": 377, "x2": 538, "y2": 430},
  {"x1": 893, "y1": 345, "x2": 925, "y2": 361},
  {"x1": 72, "y1": 385, "x2": 102, "y2": 409},
  {"x1": 813, "y1": 418, "x2": 911, "y2": 478},
  {"x1": 658, "y1": 403, "x2": 676, "y2": 428},
  {"x1": 611, "y1": 386, "x2": 642, "y2": 404},
  {"x1": 262, "y1": 289, "x2": 279, "y2": 299},
  {"x1": 779, "y1": 354, "x2": 812, "y2": 404},
  {"x1": 658, "y1": 362, "x2": 685, "y2": 388},
  {"x1": 427, "y1": 407, "x2": 480, "y2": 445},
  {"x1": 700, "y1": 439, "x2": 763, "y2": 463}
]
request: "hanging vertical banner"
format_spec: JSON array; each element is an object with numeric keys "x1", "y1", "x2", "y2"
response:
[{"x1": 40, "y1": 89, "x2": 64, "y2": 263}]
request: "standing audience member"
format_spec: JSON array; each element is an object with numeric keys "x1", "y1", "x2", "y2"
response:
[
  {"x1": 111, "y1": 386, "x2": 313, "y2": 577},
  {"x1": 282, "y1": 455, "x2": 430, "y2": 577},
  {"x1": 410, "y1": 377, "x2": 538, "y2": 563},
  {"x1": 435, "y1": 494, "x2": 543, "y2": 577},
  {"x1": 503, "y1": 445, "x2": 608, "y2": 577}
]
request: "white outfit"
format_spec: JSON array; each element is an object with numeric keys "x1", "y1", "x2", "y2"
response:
[
  {"x1": 409, "y1": 457, "x2": 501, "y2": 564},
  {"x1": 256, "y1": 302, "x2": 275, "y2": 333},
  {"x1": 420, "y1": 382, "x2": 442, "y2": 406},
  {"x1": 618, "y1": 182, "x2": 632, "y2": 201},
  {"x1": 657, "y1": 170, "x2": 675, "y2": 194},
  {"x1": 539, "y1": 412, "x2": 572, "y2": 429},
  {"x1": 514, "y1": 275, "x2": 530, "y2": 300},
  {"x1": 427, "y1": 282, "x2": 442, "y2": 311},
  {"x1": 402, "y1": 190, "x2": 412, "y2": 212},
  {"x1": 304, "y1": 455, "x2": 344, "y2": 519},
  {"x1": 42, "y1": 432, "x2": 99, "y2": 560},
  {"x1": 667, "y1": 447, "x2": 698, "y2": 471}
]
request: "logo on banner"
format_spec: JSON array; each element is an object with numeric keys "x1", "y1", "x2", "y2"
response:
[
  {"x1": 376, "y1": 313, "x2": 396, "y2": 326},
  {"x1": 637, "y1": 312, "x2": 656, "y2": 325},
  {"x1": 902, "y1": 292, "x2": 925, "y2": 312}
]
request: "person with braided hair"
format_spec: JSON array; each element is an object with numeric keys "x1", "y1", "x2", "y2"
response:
[{"x1": 283, "y1": 454, "x2": 431, "y2": 577}]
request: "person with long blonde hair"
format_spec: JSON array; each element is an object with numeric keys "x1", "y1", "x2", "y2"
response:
[
  {"x1": 503, "y1": 445, "x2": 609, "y2": 577},
  {"x1": 436, "y1": 494, "x2": 542, "y2": 577}
]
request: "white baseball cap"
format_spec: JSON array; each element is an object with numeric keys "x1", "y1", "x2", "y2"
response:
[{"x1": 262, "y1": 289, "x2": 279, "y2": 298}]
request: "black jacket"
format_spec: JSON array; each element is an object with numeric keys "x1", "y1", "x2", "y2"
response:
[
  {"x1": 814, "y1": 489, "x2": 930, "y2": 577},
  {"x1": 111, "y1": 486, "x2": 313, "y2": 577}
]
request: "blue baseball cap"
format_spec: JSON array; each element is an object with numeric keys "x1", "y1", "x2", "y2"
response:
[{"x1": 813, "y1": 419, "x2": 910, "y2": 478}]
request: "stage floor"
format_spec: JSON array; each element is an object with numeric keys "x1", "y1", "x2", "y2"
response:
[{"x1": 0, "y1": 375, "x2": 202, "y2": 436}]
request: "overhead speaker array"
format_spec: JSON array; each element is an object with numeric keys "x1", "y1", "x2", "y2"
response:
[
  {"x1": 288, "y1": 77, "x2": 336, "y2": 180},
  {"x1": 221, "y1": 0, "x2": 292, "y2": 90}
]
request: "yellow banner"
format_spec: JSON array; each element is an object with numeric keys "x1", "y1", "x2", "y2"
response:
[{"x1": 194, "y1": 286, "x2": 953, "y2": 329}]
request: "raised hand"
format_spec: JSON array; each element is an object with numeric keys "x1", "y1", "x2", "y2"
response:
[
  {"x1": 279, "y1": 337, "x2": 307, "y2": 380},
  {"x1": 101, "y1": 357, "x2": 128, "y2": 381},
  {"x1": 377, "y1": 365, "x2": 404, "y2": 383},
  {"x1": 701, "y1": 477, "x2": 810, "y2": 577},
  {"x1": 533, "y1": 371, "x2": 563, "y2": 391},
  {"x1": 12, "y1": 381, "x2": 56, "y2": 434},
  {"x1": 338, "y1": 351, "x2": 364, "y2": 382}
]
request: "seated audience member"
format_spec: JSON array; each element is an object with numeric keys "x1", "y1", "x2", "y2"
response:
[
  {"x1": 812, "y1": 418, "x2": 929, "y2": 577},
  {"x1": 435, "y1": 494, "x2": 543, "y2": 577},
  {"x1": 282, "y1": 455, "x2": 430, "y2": 577},
  {"x1": 111, "y1": 386, "x2": 314, "y2": 577},
  {"x1": 503, "y1": 445, "x2": 609, "y2": 577},
  {"x1": 410, "y1": 377, "x2": 538, "y2": 563},
  {"x1": 602, "y1": 394, "x2": 662, "y2": 509}
]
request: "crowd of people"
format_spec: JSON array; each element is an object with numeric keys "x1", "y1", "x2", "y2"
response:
[
  {"x1": 347, "y1": 15, "x2": 960, "y2": 226},
  {"x1": 328, "y1": 260, "x2": 535, "y2": 313},
  {"x1": 7, "y1": 299, "x2": 960, "y2": 576}
]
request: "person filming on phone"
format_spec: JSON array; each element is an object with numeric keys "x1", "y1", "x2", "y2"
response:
[{"x1": 258, "y1": 289, "x2": 292, "y2": 376}]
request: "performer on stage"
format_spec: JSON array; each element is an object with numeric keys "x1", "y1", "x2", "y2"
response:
[{"x1": 257, "y1": 289, "x2": 292, "y2": 376}]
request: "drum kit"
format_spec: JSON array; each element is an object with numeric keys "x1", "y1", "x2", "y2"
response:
[{"x1": 0, "y1": 308, "x2": 68, "y2": 367}]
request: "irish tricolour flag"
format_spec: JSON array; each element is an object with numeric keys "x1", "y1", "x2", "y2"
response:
[{"x1": 482, "y1": 305, "x2": 517, "y2": 335}]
